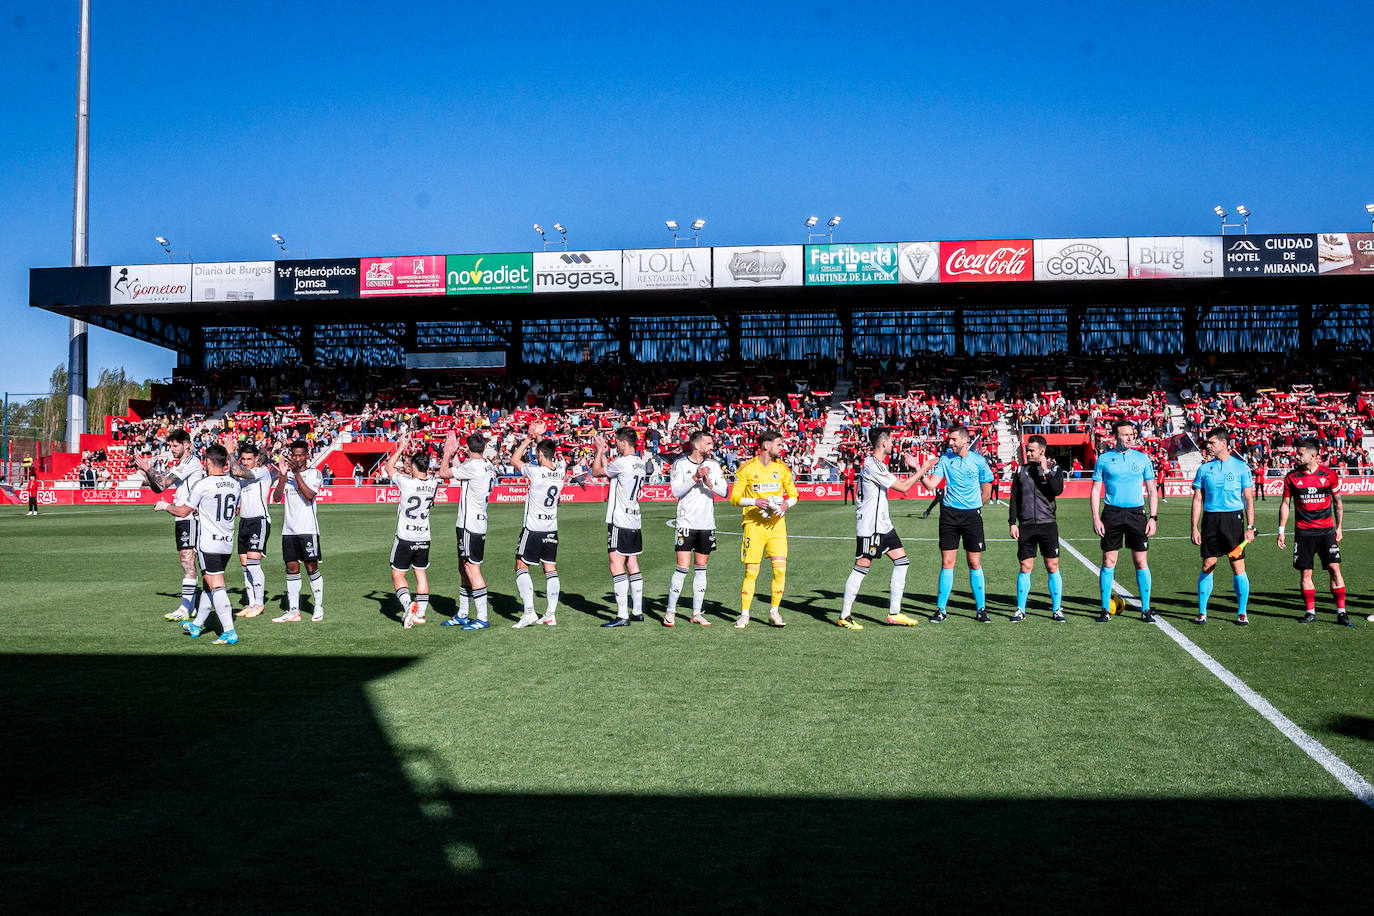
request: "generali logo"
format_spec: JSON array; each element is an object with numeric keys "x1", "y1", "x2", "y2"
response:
[
  {"x1": 940, "y1": 241, "x2": 1032, "y2": 282},
  {"x1": 365, "y1": 261, "x2": 396, "y2": 286}
]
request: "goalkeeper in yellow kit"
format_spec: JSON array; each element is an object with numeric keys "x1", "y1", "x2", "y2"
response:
[{"x1": 729, "y1": 430, "x2": 799, "y2": 628}]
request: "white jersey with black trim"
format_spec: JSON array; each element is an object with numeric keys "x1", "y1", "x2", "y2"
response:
[
  {"x1": 605, "y1": 454, "x2": 647, "y2": 529},
  {"x1": 237, "y1": 466, "x2": 273, "y2": 519},
  {"x1": 169, "y1": 455, "x2": 205, "y2": 506},
  {"x1": 184, "y1": 474, "x2": 242, "y2": 555},
  {"x1": 394, "y1": 472, "x2": 439, "y2": 541},
  {"x1": 282, "y1": 468, "x2": 323, "y2": 536},
  {"x1": 522, "y1": 463, "x2": 565, "y2": 533},
  {"x1": 451, "y1": 457, "x2": 495, "y2": 535},
  {"x1": 856, "y1": 456, "x2": 897, "y2": 537},
  {"x1": 671, "y1": 455, "x2": 727, "y2": 530}
]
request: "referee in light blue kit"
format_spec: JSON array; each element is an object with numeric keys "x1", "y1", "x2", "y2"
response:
[
  {"x1": 1090, "y1": 420, "x2": 1159, "y2": 622},
  {"x1": 1191, "y1": 427, "x2": 1256, "y2": 626},
  {"x1": 920, "y1": 425, "x2": 995, "y2": 622}
]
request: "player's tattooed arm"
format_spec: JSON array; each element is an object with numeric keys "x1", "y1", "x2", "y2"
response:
[{"x1": 133, "y1": 455, "x2": 172, "y2": 492}]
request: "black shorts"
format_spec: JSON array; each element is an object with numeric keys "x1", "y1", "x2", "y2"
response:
[
  {"x1": 674, "y1": 527, "x2": 717, "y2": 555},
  {"x1": 238, "y1": 516, "x2": 271, "y2": 555},
  {"x1": 282, "y1": 533, "x2": 322, "y2": 564},
  {"x1": 607, "y1": 524, "x2": 644, "y2": 556},
  {"x1": 517, "y1": 528, "x2": 558, "y2": 565},
  {"x1": 458, "y1": 528, "x2": 486, "y2": 565},
  {"x1": 1293, "y1": 532, "x2": 1341, "y2": 570},
  {"x1": 938, "y1": 507, "x2": 985, "y2": 552},
  {"x1": 1100, "y1": 505, "x2": 1149, "y2": 553},
  {"x1": 856, "y1": 529, "x2": 904, "y2": 560},
  {"x1": 198, "y1": 551, "x2": 231, "y2": 575},
  {"x1": 1016, "y1": 522, "x2": 1060, "y2": 561},
  {"x1": 175, "y1": 518, "x2": 198, "y2": 551},
  {"x1": 390, "y1": 537, "x2": 430, "y2": 571},
  {"x1": 1200, "y1": 511, "x2": 1246, "y2": 559}
]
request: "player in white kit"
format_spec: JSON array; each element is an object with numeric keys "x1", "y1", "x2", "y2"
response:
[
  {"x1": 135, "y1": 428, "x2": 205, "y2": 622},
  {"x1": 837, "y1": 427, "x2": 930, "y2": 629},
  {"x1": 382, "y1": 436, "x2": 440, "y2": 628},
  {"x1": 271, "y1": 440, "x2": 325, "y2": 622},
  {"x1": 159, "y1": 444, "x2": 243, "y2": 645},
  {"x1": 439, "y1": 431, "x2": 496, "y2": 630},
  {"x1": 226, "y1": 440, "x2": 276, "y2": 618},
  {"x1": 664, "y1": 430, "x2": 728, "y2": 627},
  {"x1": 511, "y1": 420, "x2": 565, "y2": 628},
  {"x1": 593, "y1": 427, "x2": 650, "y2": 627}
]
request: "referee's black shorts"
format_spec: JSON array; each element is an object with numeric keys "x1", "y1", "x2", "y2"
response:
[
  {"x1": 1100, "y1": 504, "x2": 1148, "y2": 553},
  {"x1": 939, "y1": 507, "x2": 985, "y2": 552},
  {"x1": 1199, "y1": 510, "x2": 1245, "y2": 560}
]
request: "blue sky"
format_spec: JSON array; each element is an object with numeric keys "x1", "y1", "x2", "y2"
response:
[{"x1": 1, "y1": 0, "x2": 1370, "y2": 393}]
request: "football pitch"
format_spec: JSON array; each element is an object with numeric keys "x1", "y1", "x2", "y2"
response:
[{"x1": 3, "y1": 495, "x2": 1372, "y2": 911}]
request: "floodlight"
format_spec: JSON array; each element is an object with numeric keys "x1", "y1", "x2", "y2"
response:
[
  {"x1": 1365, "y1": 203, "x2": 1374, "y2": 215},
  {"x1": 805, "y1": 216, "x2": 819, "y2": 228},
  {"x1": 533, "y1": 224, "x2": 544, "y2": 235},
  {"x1": 691, "y1": 219, "x2": 706, "y2": 231},
  {"x1": 828, "y1": 215, "x2": 842, "y2": 228},
  {"x1": 1236, "y1": 205, "x2": 1250, "y2": 218},
  {"x1": 665, "y1": 220, "x2": 679, "y2": 231},
  {"x1": 270, "y1": 233, "x2": 285, "y2": 245},
  {"x1": 553, "y1": 223, "x2": 566, "y2": 234},
  {"x1": 154, "y1": 236, "x2": 169, "y2": 247},
  {"x1": 1213, "y1": 206, "x2": 1227, "y2": 218}
]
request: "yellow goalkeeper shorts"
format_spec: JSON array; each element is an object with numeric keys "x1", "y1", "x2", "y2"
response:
[{"x1": 741, "y1": 522, "x2": 788, "y2": 565}]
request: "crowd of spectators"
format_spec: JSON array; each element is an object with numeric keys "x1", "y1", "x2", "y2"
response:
[{"x1": 50, "y1": 350, "x2": 1374, "y2": 488}]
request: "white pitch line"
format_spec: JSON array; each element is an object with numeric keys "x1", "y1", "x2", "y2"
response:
[{"x1": 1056, "y1": 536, "x2": 1374, "y2": 809}]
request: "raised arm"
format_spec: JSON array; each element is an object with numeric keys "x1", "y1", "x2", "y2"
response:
[
  {"x1": 383, "y1": 435, "x2": 408, "y2": 482},
  {"x1": 134, "y1": 454, "x2": 176, "y2": 492},
  {"x1": 590, "y1": 436, "x2": 609, "y2": 479},
  {"x1": 436, "y1": 431, "x2": 460, "y2": 480}
]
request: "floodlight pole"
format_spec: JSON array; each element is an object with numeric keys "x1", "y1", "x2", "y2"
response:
[{"x1": 67, "y1": 0, "x2": 91, "y2": 453}]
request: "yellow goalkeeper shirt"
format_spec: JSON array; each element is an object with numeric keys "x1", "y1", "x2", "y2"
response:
[{"x1": 730, "y1": 456, "x2": 799, "y2": 526}]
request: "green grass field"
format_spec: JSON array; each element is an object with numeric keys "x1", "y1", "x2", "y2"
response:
[{"x1": 3, "y1": 494, "x2": 1373, "y2": 911}]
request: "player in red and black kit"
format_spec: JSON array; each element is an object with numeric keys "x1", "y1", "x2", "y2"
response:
[
  {"x1": 1277, "y1": 439, "x2": 1349, "y2": 626},
  {"x1": 842, "y1": 461, "x2": 856, "y2": 504},
  {"x1": 25, "y1": 473, "x2": 40, "y2": 516}
]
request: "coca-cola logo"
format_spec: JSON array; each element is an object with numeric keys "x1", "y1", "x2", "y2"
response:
[{"x1": 941, "y1": 241, "x2": 1032, "y2": 282}]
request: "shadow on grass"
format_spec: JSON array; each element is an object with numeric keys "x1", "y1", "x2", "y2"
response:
[
  {"x1": 1326, "y1": 714, "x2": 1374, "y2": 742},
  {"x1": 3, "y1": 653, "x2": 1371, "y2": 912}
]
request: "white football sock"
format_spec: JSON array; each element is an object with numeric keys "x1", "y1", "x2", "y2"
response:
[
  {"x1": 244, "y1": 560, "x2": 264, "y2": 606},
  {"x1": 395, "y1": 586, "x2": 412, "y2": 612},
  {"x1": 194, "y1": 587, "x2": 214, "y2": 626},
  {"x1": 286, "y1": 573, "x2": 302, "y2": 613},
  {"x1": 841, "y1": 565, "x2": 868, "y2": 617},
  {"x1": 308, "y1": 571, "x2": 324, "y2": 610},
  {"x1": 667, "y1": 566, "x2": 688, "y2": 614},
  {"x1": 516, "y1": 570, "x2": 535, "y2": 614},
  {"x1": 692, "y1": 565, "x2": 708, "y2": 615},
  {"x1": 545, "y1": 573, "x2": 560, "y2": 617},
  {"x1": 211, "y1": 587, "x2": 235, "y2": 634},
  {"x1": 415, "y1": 593, "x2": 428, "y2": 616},
  {"x1": 458, "y1": 587, "x2": 471, "y2": 618},
  {"x1": 473, "y1": 587, "x2": 489, "y2": 621},
  {"x1": 179, "y1": 577, "x2": 197, "y2": 613},
  {"x1": 613, "y1": 574, "x2": 630, "y2": 619},
  {"x1": 629, "y1": 572, "x2": 644, "y2": 616},
  {"x1": 889, "y1": 558, "x2": 909, "y2": 616}
]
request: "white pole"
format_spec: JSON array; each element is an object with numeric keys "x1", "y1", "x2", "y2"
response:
[{"x1": 67, "y1": 0, "x2": 91, "y2": 452}]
